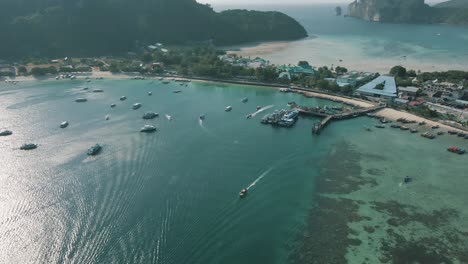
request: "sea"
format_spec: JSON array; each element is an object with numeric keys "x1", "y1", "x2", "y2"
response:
[
  {"x1": 218, "y1": 4, "x2": 468, "y2": 73},
  {"x1": 1, "y1": 79, "x2": 467, "y2": 263}
]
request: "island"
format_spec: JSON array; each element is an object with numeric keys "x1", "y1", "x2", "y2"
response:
[
  {"x1": 348, "y1": 0, "x2": 468, "y2": 25},
  {"x1": 0, "y1": 0, "x2": 307, "y2": 59}
]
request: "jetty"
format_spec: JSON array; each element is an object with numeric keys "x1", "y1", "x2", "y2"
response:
[{"x1": 292, "y1": 104, "x2": 385, "y2": 134}]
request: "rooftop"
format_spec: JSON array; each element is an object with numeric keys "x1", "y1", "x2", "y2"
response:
[
  {"x1": 357, "y1": 76, "x2": 397, "y2": 98},
  {"x1": 398, "y1": 86, "x2": 420, "y2": 93}
]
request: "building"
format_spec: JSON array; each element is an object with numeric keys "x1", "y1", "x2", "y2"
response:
[
  {"x1": 276, "y1": 65, "x2": 315, "y2": 80},
  {"x1": 356, "y1": 76, "x2": 397, "y2": 100},
  {"x1": 398, "y1": 86, "x2": 420, "y2": 97},
  {"x1": 336, "y1": 71, "x2": 375, "y2": 87}
]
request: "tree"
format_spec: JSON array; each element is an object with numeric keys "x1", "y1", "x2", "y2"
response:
[
  {"x1": 298, "y1": 61, "x2": 310, "y2": 68},
  {"x1": 141, "y1": 53, "x2": 153, "y2": 63},
  {"x1": 390, "y1": 66, "x2": 407, "y2": 78},
  {"x1": 335, "y1": 66, "x2": 348, "y2": 75},
  {"x1": 109, "y1": 63, "x2": 120, "y2": 73},
  {"x1": 316, "y1": 80, "x2": 330, "y2": 90},
  {"x1": 17, "y1": 66, "x2": 27, "y2": 75}
]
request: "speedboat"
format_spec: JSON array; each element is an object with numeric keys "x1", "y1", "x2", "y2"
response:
[
  {"x1": 132, "y1": 103, "x2": 142, "y2": 110},
  {"x1": 246, "y1": 114, "x2": 253, "y2": 119},
  {"x1": 140, "y1": 125, "x2": 157, "y2": 133},
  {"x1": 239, "y1": 188, "x2": 248, "y2": 198},
  {"x1": 199, "y1": 114, "x2": 206, "y2": 120},
  {"x1": 110, "y1": 104, "x2": 116, "y2": 108},
  {"x1": 120, "y1": 96, "x2": 127, "y2": 101},
  {"x1": 256, "y1": 106, "x2": 262, "y2": 111},
  {"x1": 20, "y1": 143, "x2": 37, "y2": 150},
  {"x1": 92, "y1": 89, "x2": 104, "y2": 93},
  {"x1": 105, "y1": 115, "x2": 110, "y2": 120},
  {"x1": 60, "y1": 121, "x2": 69, "y2": 128},
  {"x1": 404, "y1": 176, "x2": 412, "y2": 184},
  {"x1": 0, "y1": 130, "x2": 13, "y2": 136},
  {"x1": 143, "y1": 112, "x2": 159, "y2": 119},
  {"x1": 75, "y1": 98, "x2": 87, "y2": 102},
  {"x1": 225, "y1": 106, "x2": 232, "y2": 112},
  {"x1": 173, "y1": 90, "x2": 182, "y2": 93},
  {"x1": 148, "y1": 92, "x2": 152, "y2": 96},
  {"x1": 165, "y1": 114, "x2": 172, "y2": 121},
  {"x1": 241, "y1": 98, "x2": 248, "y2": 103},
  {"x1": 87, "y1": 144, "x2": 102, "y2": 156}
]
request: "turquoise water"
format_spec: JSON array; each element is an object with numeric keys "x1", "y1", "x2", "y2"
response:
[
  {"x1": 1, "y1": 79, "x2": 467, "y2": 263},
  {"x1": 219, "y1": 4, "x2": 468, "y2": 72}
]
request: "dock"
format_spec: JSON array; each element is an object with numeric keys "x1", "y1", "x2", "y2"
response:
[{"x1": 295, "y1": 105, "x2": 385, "y2": 134}]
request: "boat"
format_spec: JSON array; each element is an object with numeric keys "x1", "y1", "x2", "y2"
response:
[
  {"x1": 465, "y1": 135, "x2": 468, "y2": 140},
  {"x1": 225, "y1": 106, "x2": 232, "y2": 112},
  {"x1": 110, "y1": 104, "x2": 116, "y2": 108},
  {"x1": 199, "y1": 114, "x2": 206, "y2": 120},
  {"x1": 132, "y1": 103, "x2": 142, "y2": 110},
  {"x1": 365, "y1": 127, "x2": 372, "y2": 132},
  {"x1": 375, "y1": 125, "x2": 385, "y2": 129},
  {"x1": 391, "y1": 124, "x2": 401, "y2": 129},
  {"x1": 380, "y1": 118, "x2": 389, "y2": 124},
  {"x1": 448, "y1": 130, "x2": 458, "y2": 135},
  {"x1": 92, "y1": 89, "x2": 104, "y2": 93},
  {"x1": 165, "y1": 114, "x2": 172, "y2": 121},
  {"x1": 60, "y1": 121, "x2": 69, "y2": 128},
  {"x1": 431, "y1": 125, "x2": 440, "y2": 129},
  {"x1": 404, "y1": 176, "x2": 412, "y2": 184},
  {"x1": 421, "y1": 132, "x2": 436, "y2": 139},
  {"x1": 246, "y1": 114, "x2": 253, "y2": 119},
  {"x1": 410, "y1": 129, "x2": 418, "y2": 133},
  {"x1": 140, "y1": 125, "x2": 157, "y2": 133},
  {"x1": 75, "y1": 98, "x2": 87, "y2": 102},
  {"x1": 256, "y1": 106, "x2": 262, "y2": 111},
  {"x1": 400, "y1": 126, "x2": 409, "y2": 131},
  {"x1": 105, "y1": 115, "x2": 110, "y2": 120},
  {"x1": 120, "y1": 96, "x2": 127, "y2": 101},
  {"x1": 148, "y1": 92, "x2": 152, "y2": 96},
  {"x1": 83, "y1": 87, "x2": 89, "y2": 90},
  {"x1": 241, "y1": 97, "x2": 248, "y2": 103},
  {"x1": 457, "y1": 133, "x2": 466, "y2": 137},
  {"x1": 437, "y1": 131, "x2": 445, "y2": 136},
  {"x1": 142, "y1": 112, "x2": 159, "y2": 119},
  {"x1": 0, "y1": 130, "x2": 13, "y2": 136},
  {"x1": 239, "y1": 188, "x2": 248, "y2": 198},
  {"x1": 87, "y1": 144, "x2": 102, "y2": 156},
  {"x1": 447, "y1": 146, "x2": 465, "y2": 155},
  {"x1": 173, "y1": 90, "x2": 182, "y2": 93},
  {"x1": 162, "y1": 80, "x2": 170, "y2": 84},
  {"x1": 20, "y1": 143, "x2": 38, "y2": 150}
]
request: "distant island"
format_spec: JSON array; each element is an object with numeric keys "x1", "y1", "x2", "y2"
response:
[
  {"x1": 0, "y1": 0, "x2": 307, "y2": 59},
  {"x1": 348, "y1": 0, "x2": 468, "y2": 25}
]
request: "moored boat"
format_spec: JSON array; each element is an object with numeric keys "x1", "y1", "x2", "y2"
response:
[
  {"x1": 92, "y1": 89, "x2": 104, "y2": 93},
  {"x1": 432, "y1": 125, "x2": 440, "y2": 129},
  {"x1": 173, "y1": 90, "x2": 182, "y2": 93},
  {"x1": 421, "y1": 132, "x2": 436, "y2": 139},
  {"x1": 400, "y1": 126, "x2": 409, "y2": 131},
  {"x1": 391, "y1": 124, "x2": 401, "y2": 128},
  {"x1": 120, "y1": 96, "x2": 127, "y2": 101},
  {"x1": 375, "y1": 125, "x2": 385, "y2": 129},
  {"x1": 75, "y1": 98, "x2": 87, "y2": 102},
  {"x1": 140, "y1": 125, "x2": 157, "y2": 133},
  {"x1": 60, "y1": 121, "x2": 69, "y2": 128},
  {"x1": 142, "y1": 112, "x2": 159, "y2": 119},
  {"x1": 0, "y1": 130, "x2": 13, "y2": 136},
  {"x1": 87, "y1": 144, "x2": 102, "y2": 156},
  {"x1": 410, "y1": 128, "x2": 418, "y2": 133},
  {"x1": 148, "y1": 92, "x2": 152, "y2": 96},
  {"x1": 110, "y1": 104, "x2": 116, "y2": 108},
  {"x1": 20, "y1": 143, "x2": 37, "y2": 150},
  {"x1": 241, "y1": 97, "x2": 248, "y2": 103},
  {"x1": 437, "y1": 131, "x2": 445, "y2": 136},
  {"x1": 132, "y1": 103, "x2": 142, "y2": 110},
  {"x1": 447, "y1": 146, "x2": 465, "y2": 155}
]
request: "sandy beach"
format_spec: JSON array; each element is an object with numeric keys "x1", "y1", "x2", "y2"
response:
[{"x1": 375, "y1": 108, "x2": 467, "y2": 133}]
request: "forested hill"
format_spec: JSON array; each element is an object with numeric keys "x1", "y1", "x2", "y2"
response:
[{"x1": 0, "y1": 0, "x2": 307, "y2": 59}]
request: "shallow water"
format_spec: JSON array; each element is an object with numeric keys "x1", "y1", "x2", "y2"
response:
[
  {"x1": 219, "y1": 4, "x2": 468, "y2": 72},
  {"x1": 1, "y1": 79, "x2": 467, "y2": 263}
]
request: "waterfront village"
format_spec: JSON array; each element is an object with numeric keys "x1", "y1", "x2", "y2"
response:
[{"x1": 1, "y1": 43, "x2": 467, "y2": 136}]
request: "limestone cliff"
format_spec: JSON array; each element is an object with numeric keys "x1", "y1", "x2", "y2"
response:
[{"x1": 348, "y1": 0, "x2": 431, "y2": 23}]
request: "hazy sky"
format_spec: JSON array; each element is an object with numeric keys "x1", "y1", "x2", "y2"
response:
[{"x1": 200, "y1": 0, "x2": 445, "y2": 5}]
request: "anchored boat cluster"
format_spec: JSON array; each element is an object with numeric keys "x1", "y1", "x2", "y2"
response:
[{"x1": 261, "y1": 109, "x2": 300, "y2": 127}]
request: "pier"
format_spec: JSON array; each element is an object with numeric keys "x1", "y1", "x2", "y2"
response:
[{"x1": 294, "y1": 105, "x2": 385, "y2": 134}]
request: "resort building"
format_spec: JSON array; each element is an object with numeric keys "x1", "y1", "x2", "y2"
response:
[
  {"x1": 276, "y1": 65, "x2": 315, "y2": 80},
  {"x1": 218, "y1": 55, "x2": 269, "y2": 69},
  {"x1": 336, "y1": 71, "x2": 375, "y2": 87},
  {"x1": 398, "y1": 86, "x2": 420, "y2": 97},
  {"x1": 356, "y1": 76, "x2": 397, "y2": 101}
]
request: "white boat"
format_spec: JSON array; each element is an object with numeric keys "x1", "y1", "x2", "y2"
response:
[
  {"x1": 0, "y1": 130, "x2": 13, "y2": 136},
  {"x1": 60, "y1": 121, "x2": 69, "y2": 128},
  {"x1": 132, "y1": 103, "x2": 142, "y2": 110},
  {"x1": 165, "y1": 114, "x2": 172, "y2": 121},
  {"x1": 158, "y1": 77, "x2": 164, "y2": 81},
  {"x1": 105, "y1": 115, "x2": 110, "y2": 120},
  {"x1": 225, "y1": 106, "x2": 232, "y2": 112},
  {"x1": 140, "y1": 125, "x2": 157, "y2": 133},
  {"x1": 143, "y1": 112, "x2": 159, "y2": 119}
]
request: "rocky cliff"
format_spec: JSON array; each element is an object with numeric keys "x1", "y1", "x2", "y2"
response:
[{"x1": 348, "y1": 0, "x2": 431, "y2": 23}]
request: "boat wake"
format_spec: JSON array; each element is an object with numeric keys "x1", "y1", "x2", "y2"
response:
[
  {"x1": 247, "y1": 167, "x2": 273, "y2": 190},
  {"x1": 251, "y1": 105, "x2": 274, "y2": 118},
  {"x1": 165, "y1": 114, "x2": 172, "y2": 121}
]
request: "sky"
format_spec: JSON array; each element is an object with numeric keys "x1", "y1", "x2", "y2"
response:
[{"x1": 199, "y1": 0, "x2": 445, "y2": 5}]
